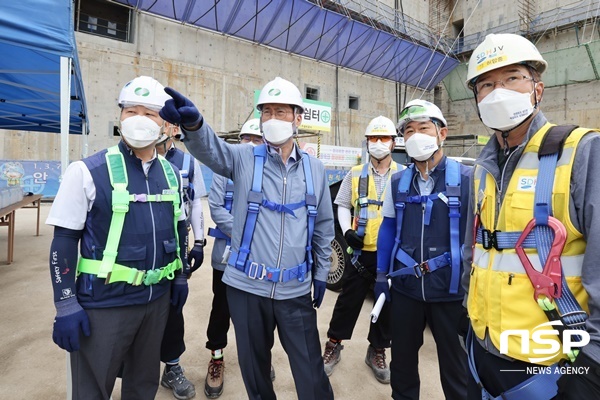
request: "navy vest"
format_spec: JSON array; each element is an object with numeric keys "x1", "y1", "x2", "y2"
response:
[
  {"x1": 78, "y1": 141, "x2": 179, "y2": 308},
  {"x1": 390, "y1": 158, "x2": 470, "y2": 302}
]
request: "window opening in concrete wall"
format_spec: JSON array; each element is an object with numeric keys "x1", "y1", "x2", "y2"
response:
[
  {"x1": 349, "y1": 96, "x2": 359, "y2": 110},
  {"x1": 75, "y1": 0, "x2": 132, "y2": 42},
  {"x1": 305, "y1": 86, "x2": 320, "y2": 101},
  {"x1": 452, "y1": 19, "x2": 464, "y2": 54}
]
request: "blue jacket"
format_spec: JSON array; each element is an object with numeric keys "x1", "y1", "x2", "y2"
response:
[
  {"x1": 388, "y1": 157, "x2": 471, "y2": 302},
  {"x1": 78, "y1": 141, "x2": 181, "y2": 308}
]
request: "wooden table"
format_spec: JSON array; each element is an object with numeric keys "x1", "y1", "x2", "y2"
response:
[{"x1": 0, "y1": 194, "x2": 42, "y2": 264}]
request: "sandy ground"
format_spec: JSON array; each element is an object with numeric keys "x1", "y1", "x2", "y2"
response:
[{"x1": 0, "y1": 200, "x2": 444, "y2": 399}]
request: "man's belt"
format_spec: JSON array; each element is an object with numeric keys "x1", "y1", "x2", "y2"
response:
[
  {"x1": 77, "y1": 258, "x2": 182, "y2": 286},
  {"x1": 227, "y1": 250, "x2": 308, "y2": 283}
]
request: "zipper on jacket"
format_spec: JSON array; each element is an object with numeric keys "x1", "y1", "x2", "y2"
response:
[
  {"x1": 145, "y1": 174, "x2": 157, "y2": 302},
  {"x1": 420, "y1": 201, "x2": 426, "y2": 301}
]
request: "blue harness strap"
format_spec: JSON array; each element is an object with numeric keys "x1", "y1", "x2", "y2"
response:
[
  {"x1": 388, "y1": 160, "x2": 462, "y2": 294},
  {"x1": 181, "y1": 152, "x2": 194, "y2": 201},
  {"x1": 207, "y1": 179, "x2": 234, "y2": 244},
  {"x1": 229, "y1": 145, "x2": 317, "y2": 283},
  {"x1": 467, "y1": 330, "x2": 562, "y2": 400}
]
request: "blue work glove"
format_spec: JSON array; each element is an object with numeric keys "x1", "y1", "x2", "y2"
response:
[
  {"x1": 312, "y1": 279, "x2": 327, "y2": 308},
  {"x1": 52, "y1": 305, "x2": 91, "y2": 353},
  {"x1": 160, "y1": 87, "x2": 203, "y2": 129},
  {"x1": 374, "y1": 273, "x2": 391, "y2": 303},
  {"x1": 171, "y1": 275, "x2": 189, "y2": 314},
  {"x1": 188, "y1": 240, "x2": 205, "y2": 274}
]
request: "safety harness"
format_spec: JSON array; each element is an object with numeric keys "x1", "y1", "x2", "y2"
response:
[
  {"x1": 351, "y1": 162, "x2": 397, "y2": 279},
  {"x1": 207, "y1": 179, "x2": 234, "y2": 245},
  {"x1": 387, "y1": 159, "x2": 462, "y2": 295},
  {"x1": 469, "y1": 125, "x2": 589, "y2": 400},
  {"x1": 77, "y1": 145, "x2": 182, "y2": 286},
  {"x1": 226, "y1": 144, "x2": 317, "y2": 283},
  {"x1": 180, "y1": 152, "x2": 195, "y2": 203}
]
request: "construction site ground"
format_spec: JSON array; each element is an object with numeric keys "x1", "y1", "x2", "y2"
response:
[{"x1": 0, "y1": 200, "x2": 445, "y2": 399}]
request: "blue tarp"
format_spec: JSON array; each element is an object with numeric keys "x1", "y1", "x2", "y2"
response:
[
  {"x1": 113, "y1": 0, "x2": 458, "y2": 90},
  {"x1": 0, "y1": 0, "x2": 88, "y2": 134}
]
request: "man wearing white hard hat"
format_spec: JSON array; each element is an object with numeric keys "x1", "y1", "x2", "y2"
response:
[
  {"x1": 155, "y1": 122, "x2": 206, "y2": 400},
  {"x1": 203, "y1": 118, "x2": 270, "y2": 399},
  {"x1": 462, "y1": 33, "x2": 600, "y2": 400},
  {"x1": 46, "y1": 76, "x2": 189, "y2": 399},
  {"x1": 160, "y1": 78, "x2": 335, "y2": 399},
  {"x1": 375, "y1": 99, "x2": 471, "y2": 399},
  {"x1": 322, "y1": 116, "x2": 401, "y2": 384}
]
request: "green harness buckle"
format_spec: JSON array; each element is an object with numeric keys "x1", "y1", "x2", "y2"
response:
[{"x1": 143, "y1": 269, "x2": 163, "y2": 286}]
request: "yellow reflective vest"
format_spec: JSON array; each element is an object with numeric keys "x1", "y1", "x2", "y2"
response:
[
  {"x1": 350, "y1": 162, "x2": 398, "y2": 252},
  {"x1": 468, "y1": 123, "x2": 592, "y2": 365}
]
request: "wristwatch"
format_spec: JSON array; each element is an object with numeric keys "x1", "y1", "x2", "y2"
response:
[{"x1": 194, "y1": 238, "x2": 207, "y2": 247}]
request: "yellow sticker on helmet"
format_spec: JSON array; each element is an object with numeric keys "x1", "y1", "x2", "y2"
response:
[{"x1": 476, "y1": 55, "x2": 507, "y2": 71}]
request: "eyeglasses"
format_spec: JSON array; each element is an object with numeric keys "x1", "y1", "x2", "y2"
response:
[
  {"x1": 261, "y1": 108, "x2": 294, "y2": 120},
  {"x1": 240, "y1": 135, "x2": 264, "y2": 145},
  {"x1": 366, "y1": 136, "x2": 393, "y2": 143},
  {"x1": 475, "y1": 73, "x2": 534, "y2": 97}
]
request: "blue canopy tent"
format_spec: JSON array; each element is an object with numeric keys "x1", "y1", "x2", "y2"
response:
[
  {"x1": 0, "y1": 0, "x2": 89, "y2": 175},
  {"x1": 112, "y1": 0, "x2": 459, "y2": 90}
]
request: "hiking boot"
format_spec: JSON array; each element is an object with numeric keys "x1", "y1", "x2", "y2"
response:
[
  {"x1": 270, "y1": 364, "x2": 276, "y2": 382},
  {"x1": 161, "y1": 364, "x2": 197, "y2": 399},
  {"x1": 365, "y1": 345, "x2": 390, "y2": 384},
  {"x1": 322, "y1": 340, "x2": 344, "y2": 376},
  {"x1": 204, "y1": 358, "x2": 224, "y2": 399}
]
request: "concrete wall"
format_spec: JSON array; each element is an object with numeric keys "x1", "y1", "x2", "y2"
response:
[{"x1": 2, "y1": 0, "x2": 599, "y2": 162}]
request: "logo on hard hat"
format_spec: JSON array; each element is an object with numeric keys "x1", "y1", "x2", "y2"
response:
[
  {"x1": 134, "y1": 87, "x2": 150, "y2": 97},
  {"x1": 476, "y1": 46, "x2": 505, "y2": 65},
  {"x1": 268, "y1": 88, "x2": 281, "y2": 96},
  {"x1": 250, "y1": 124, "x2": 259, "y2": 130}
]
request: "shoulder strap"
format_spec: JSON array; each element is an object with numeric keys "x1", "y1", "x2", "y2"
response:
[
  {"x1": 224, "y1": 179, "x2": 234, "y2": 212},
  {"x1": 445, "y1": 158, "x2": 461, "y2": 294},
  {"x1": 389, "y1": 165, "x2": 414, "y2": 274},
  {"x1": 302, "y1": 152, "x2": 317, "y2": 278},
  {"x1": 538, "y1": 125, "x2": 578, "y2": 159},
  {"x1": 98, "y1": 145, "x2": 130, "y2": 278},
  {"x1": 355, "y1": 163, "x2": 371, "y2": 240},
  {"x1": 235, "y1": 144, "x2": 267, "y2": 270}
]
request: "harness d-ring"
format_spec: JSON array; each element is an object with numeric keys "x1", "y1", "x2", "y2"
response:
[{"x1": 515, "y1": 216, "x2": 567, "y2": 302}]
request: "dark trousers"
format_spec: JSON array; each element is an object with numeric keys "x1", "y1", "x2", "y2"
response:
[
  {"x1": 160, "y1": 302, "x2": 186, "y2": 363},
  {"x1": 227, "y1": 286, "x2": 334, "y2": 400},
  {"x1": 390, "y1": 291, "x2": 467, "y2": 400},
  {"x1": 206, "y1": 268, "x2": 231, "y2": 351},
  {"x1": 327, "y1": 250, "x2": 391, "y2": 348},
  {"x1": 71, "y1": 292, "x2": 170, "y2": 400}
]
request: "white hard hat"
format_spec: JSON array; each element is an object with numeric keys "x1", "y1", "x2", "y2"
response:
[
  {"x1": 256, "y1": 77, "x2": 305, "y2": 113},
  {"x1": 240, "y1": 118, "x2": 262, "y2": 137},
  {"x1": 365, "y1": 116, "x2": 397, "y2": 137},
  {"x1": 396, "y1": 100, "x2": 447, "y2": 133},
  {"x1": 466, "y1": 33, "x2": 547, "y2": 89},
  {"x1": 118, "y1": 76, "x2": 172, "y2": 111}
]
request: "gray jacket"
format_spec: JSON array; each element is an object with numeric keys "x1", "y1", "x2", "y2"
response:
[
  {"x1": 183, "y1": 122, "x2": 334, "y2": 300},
  {"x1": 209, "y1": 173, "x2": 233, "y2": 271},
  {"x1": 461, "y1": 111, "x2": 600, "y2": 363}
]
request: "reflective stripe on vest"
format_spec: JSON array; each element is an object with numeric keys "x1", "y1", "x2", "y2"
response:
[
  {"x1": 350, "y1": 162, "x2": 398, "y2": 252},
  {"x1": 469, "y1": 124, "x2": 595, "y2": 365},
  {"x1": 77, "y1": 145, "x2": 182, "y2": 284}
]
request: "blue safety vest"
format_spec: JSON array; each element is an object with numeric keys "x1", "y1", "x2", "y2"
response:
[
  {"x1": 387, "y1": 157, "x2": 465, "y2": 300},
  {"x1": 227, "y1": 144, "x2": 318, "y2": 283}
]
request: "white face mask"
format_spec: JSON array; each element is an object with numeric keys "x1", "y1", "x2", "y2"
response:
[
  {"x1": 120, "y1": 115, "x2": 162, "y2": 149},
  {"x1": 405, "y1": 133, "x2": 439, "y2": 161},
  {"x1": 478, "y1": 88, "x2": 535, "y2": 131},
  {"x1": 368, "y1": 140, "x2": 392, "y2": 159},
  {"x1": 261, "y1": 119, "x2": 295, "y2": 146}
]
